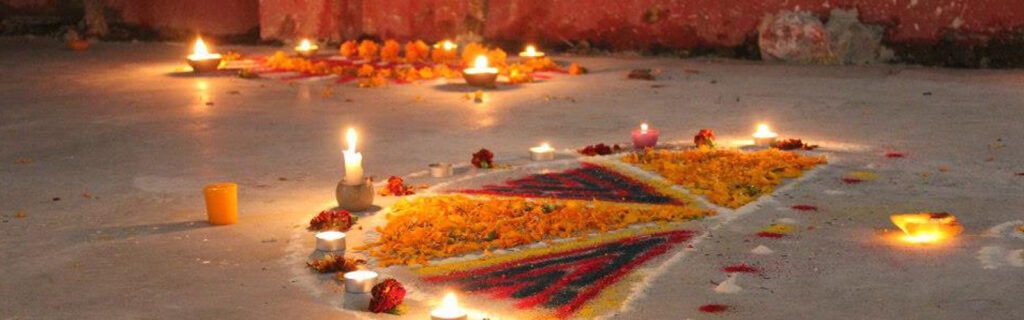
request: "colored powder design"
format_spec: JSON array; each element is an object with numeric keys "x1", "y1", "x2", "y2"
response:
[
  {"x1": 422, "y1": 230, "x2": 694, "y2": 319},
  {"x1": 457, "y1": 163, "x2": 685, "y2": 205}
]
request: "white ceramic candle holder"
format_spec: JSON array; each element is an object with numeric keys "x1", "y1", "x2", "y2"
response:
[
  {"x1": 530, "y1": 146, "x2": 555, "y2": 161},
  {"x1": 429, "y1": 162, "x2": 453, "y2": 178}
]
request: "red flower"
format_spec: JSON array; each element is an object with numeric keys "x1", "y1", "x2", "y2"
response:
[
  {"x1": 369, "y1": 278, "x2": 406, "y2": 313},
  {"x1": 694, "y1": 129, "x2": 716, "y2": 148},
  {"x1": 308, "y1": 209, "x2": 356, "y2": 231},
  {"x1": 771, "y1": 138, "x2": 817, "y2": 150},
  {"x1": 379, "y1": 176, "x2": 415, "y2": 196},
  {"x1": 472, "y1": 149, "x2": 494, "y2": 168}
]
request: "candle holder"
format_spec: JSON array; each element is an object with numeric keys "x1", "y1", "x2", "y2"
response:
[
  {"x1": 336, "y1": 177, "x2": 374, "y2": 212},
  {"x1": 463, "y1": 72, "x2": 498, "y2": 88},
  {"x1": 315, "y1": 231, "x2": 346, "y2": 252},
  {"x1": 429, "y1": 162, "x2": 453, "y2": 178},
  {"x1": 188, "y1": 58, "x2": 222, "y2": 73},
  {"x1": 296, "y1": 48, "x2": 319, "y2": 58},
  {"x1": 343, "y1": 270, "x2": 379, "y2": 293}
]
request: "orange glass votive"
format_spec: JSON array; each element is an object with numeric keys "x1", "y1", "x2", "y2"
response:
[{"x1": 203, "y1": 182, "x2": 238, "y2": 225}]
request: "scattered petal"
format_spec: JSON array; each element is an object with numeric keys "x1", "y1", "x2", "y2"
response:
[
  {"x1": 791, "y1": 205, "x2": 818, "y2": 211},
  {"x1": 885, "y1": 152, "x2": 906, "y2": 158},
  {"x1": 699, "y1": 304, "x2": 730, "y2": 313},
  {"x1": 757, "y1": 231, "x2": 785, "y2": 238},
  {"x1": 16, "y1": 211, "x2": 26, "y2": 218},
  {"x1": 722, "y1": 264, "x2": 758, "y2": 273}
]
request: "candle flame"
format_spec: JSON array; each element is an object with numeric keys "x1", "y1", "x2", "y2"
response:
[
  {"x1": 890, "y1": 212, "x2": 963, "y2": 244},
  {"x1": 297, "y1": 39, "x2": 316, "y2": 50},
  {"x1": 640, "y1": 123, "x2": 649, "y2": 133},
  {"x1": 194, "y1": 37, "x2": 210, "y2": 55},
  {"x1": 540, "y1": 142, "x2": 551, "y2": 149},
  {"x1": 345, "y1": 128, "x2": 357, "y2": 153},
  {"x1": 443, "y1": 40, "x2": 455, "y2": 50},
  {"x1": 431, "y1": 292, "x2": 466, "y2": 317},
  {"x1": 474, "y1": 55, "x2": 489, "y2": 69},
  {"x1": 526, "y1": 45, "x2": 536, "y2": 55},
  {"x1": 189, "y1": 37, "x2": 221, "y2": 60},
  {"x1": 753, "y1": 123, "x2": 777, "y2": 138}
]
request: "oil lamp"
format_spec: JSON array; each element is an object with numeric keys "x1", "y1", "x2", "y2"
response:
[
  {"x1": 463, "y1": 55, "x2": 498, "y2": 88},
  {"x1": 187, "y1": 37, "x2": 222, "y2": 73},
  {"x1": 890, "y1": 212, "x2": 963, "y2": 244}
]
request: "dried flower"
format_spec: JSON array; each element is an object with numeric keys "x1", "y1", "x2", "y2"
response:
[
  {"x1": 308, "y1": 209, "x2": 356, "y2": 231},
  {"x1": 306, "y1": 254, "x2": 365, "y2": 273},
  {"x1": 771, "y1": 138, "x2": 817, "y2": 150},
  {"x1": 379, "y1": 176, "x2": 416, "y2": 196},
  {"x1": 578, "y1": 143, "x2": 621, "y2": 156}
]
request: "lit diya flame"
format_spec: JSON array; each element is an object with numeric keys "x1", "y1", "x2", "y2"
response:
[
  {"x1": 519, "y1": 45, "x2": 545, "y2": 58},
  {"x1": 440, "y1": 40, "x2": 456, "y2": 51},
  {"x1": 890, "y1": 212, "x2": 964, "y2": 243},
  {"x1": 295, "y1": 39, "x2": 318, "y2": 51},
  {"x1": 465, "y1": 55, "x2": 498, "y2": 74},
  {"x1": 640, "y1": 123, "x2": 649, "y2": 134},
  {"x1": 188, "y1": 37, "x2": 221, "y2": 61},
  {"x1": 752, "y1": 123, "x2": 778, "y2": 145}
]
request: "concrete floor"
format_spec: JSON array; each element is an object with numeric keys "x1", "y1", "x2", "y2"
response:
[{"x1": 1, "y1": 37, "x2": 1023, "y2": 319}]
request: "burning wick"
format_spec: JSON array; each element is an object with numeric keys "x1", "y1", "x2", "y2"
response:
[
  {"x1": 519, "y1": 45, "x2": 545, "y2": 58},
  {"x1": 430, "y1": 292, "x2": 467, "y2": 320},
  {"x1": 890, "y1": 212, "x2": 963, "y2": 244},
  {"x1": 188, "y1": 37, "x2": 221, "y2": 61},
  {"x1": 752, "y1": 123, "x2": 778, "y2": 146}
]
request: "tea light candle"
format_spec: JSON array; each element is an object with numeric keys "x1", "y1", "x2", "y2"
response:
[
  {"x1": 430, "y1": 292, "x2": 468, "y2": 320},
  {"x1": 631, "y1": 123, "x2": 660, "y2": 149},
  {"x1": 294, "y1": 39, "x2": 319, "y2": 57},
  {"x1": 315, "y1": 231, "x2": 346, "y2": 252},
  {"x1": 752, "y1": 124, "x2": 778, "y2": 146},
  {"x1": 203, "y1": 182, "x2": 238, "y2": 225},
  {"x1": 519, "y1": 45, "x2": 545, "y2": 58},
  {"x1": 343, "y1": 270, "x2": 378, "y2": 293},
  {"x1": 343, "y1": 128, "x2": 364, "y2": 186},
  {"x1": 187, "y1": 37, "x2": 223, "y2": 73},
  {"x1": 463, "y1": 55, "x2": 499, "y2": 88},
  {"x1": 429, "y1": 162, "x2": 453, "y2": 178},
  {"x1": 530, "y1": 143, "x2": 555, "y2": 161}
]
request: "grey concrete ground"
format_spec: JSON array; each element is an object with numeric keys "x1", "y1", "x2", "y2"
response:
[{"x1": 1, "y1": 37, "x2": 1023, "y2": 319}]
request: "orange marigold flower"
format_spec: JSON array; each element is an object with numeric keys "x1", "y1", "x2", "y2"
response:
[
  {"x1": 340, "y1": 40, "x2": 358, "y2": 58},
  {"x1": 380, "y1": 39, "x2": 400, "y2": 62},
  {"x1": 358, "y1": 40, "x2": 379, "y2": 60},
  {"x1": 404, "y1": 40, "x2": 430, "y2": 63}
]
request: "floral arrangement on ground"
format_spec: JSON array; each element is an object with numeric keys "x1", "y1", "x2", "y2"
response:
[{"x1": 622, "y1": 148, "x2": 826, "y2": 208}]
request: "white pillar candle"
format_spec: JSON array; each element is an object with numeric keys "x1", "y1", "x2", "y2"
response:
[
  {"x1": 430, "y1": 292, "x2": 468, "y2": 320},
  {"x1": 343, "y1": 270, "x2": 378, "y2": 293},
  {"x1": 343, "y1": 128, "x2": 364, "y2": 185},
  {"x1": 529, "y1": 143, "x2": 555, "y2": 161},
  {"x1": 314, "y1": 231, "x2": 346, "y2": 252},
  {"x1": 752, "y1": 124, "x2": 778, "y2": 146}
]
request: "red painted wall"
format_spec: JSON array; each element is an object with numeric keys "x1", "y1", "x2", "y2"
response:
[{"x1": 4, "y1": 0, "x2": 1024, "y2": 46}]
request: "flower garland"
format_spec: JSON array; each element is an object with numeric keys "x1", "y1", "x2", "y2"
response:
[
  {"x1": 622, "y1": 149, "x2": 826, "y2": 208},
  {"x1": 360, "y1": 195, "x2": 713, "y2": 266}
]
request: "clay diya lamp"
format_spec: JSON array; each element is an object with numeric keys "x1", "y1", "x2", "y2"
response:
[{"x1": 463, "y1": 55, "x2": 498, "y2": 88}]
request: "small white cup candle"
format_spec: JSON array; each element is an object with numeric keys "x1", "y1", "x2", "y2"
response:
[
  {"x1": 314, "y1": 231, "x2": 346, "y2": 252},
  {"x1": 343, "y1": 128, "x2": 364, "y2": 185},
  {"x1": 464, "y1": 55, "x2": 498, "y2": 75},
  {"x1": 752, "y1": 124, "x2": 778, "y2": 146},
  {"x1": 430, "y1": 292, "x2": 468, "y2": 320},
  {"x1": 343, "y1": 270, "x2": 378, "y2": 293},
  {"x1": 429, "y1": 162, "x2": 453, "y2": 178},
  {"x1": 530, "y1": 143, "x2": 555, "y2": 161}
]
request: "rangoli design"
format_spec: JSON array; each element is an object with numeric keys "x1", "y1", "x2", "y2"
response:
[{"x1": 456, "y1": 163, "x2": 684, "y2": 205}]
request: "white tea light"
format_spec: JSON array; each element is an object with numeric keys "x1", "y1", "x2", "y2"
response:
[
  {"x1": 429, "y1": 162, "x2": 453, "y2": 178},
  {"x1": 752, "y1": 124, "x2": 778, "y2": 146},
  {"x1": 315, "y1": 231, "x2": 346, "y2": 252},
  {"x1": 343, "y1": 270, "x2": 378, "y2": 293},
  {"x1": 430, "y1": 292, "x2": 468, "y2": 320},
  {"x1": 530, "y1": 143, "x2": 555, "y2": 161}
]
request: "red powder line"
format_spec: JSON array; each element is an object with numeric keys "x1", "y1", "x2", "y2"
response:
[
  {"x1": 791, "y1": 205, "x2": 818, "y2": 211},
  {"x1": 699, "y1": 304, "x2": 730, "y2": 313},
  {"x1": 722, "y1": 264, "x2": 758, "y2": 273},
  {"x1": 756, "y1": 232, "x2": 785, "y2": 238}
]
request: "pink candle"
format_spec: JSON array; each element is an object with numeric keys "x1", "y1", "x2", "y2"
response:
[{"x1": 631, "y1": 123, "x2": 659, "y2": 149}]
